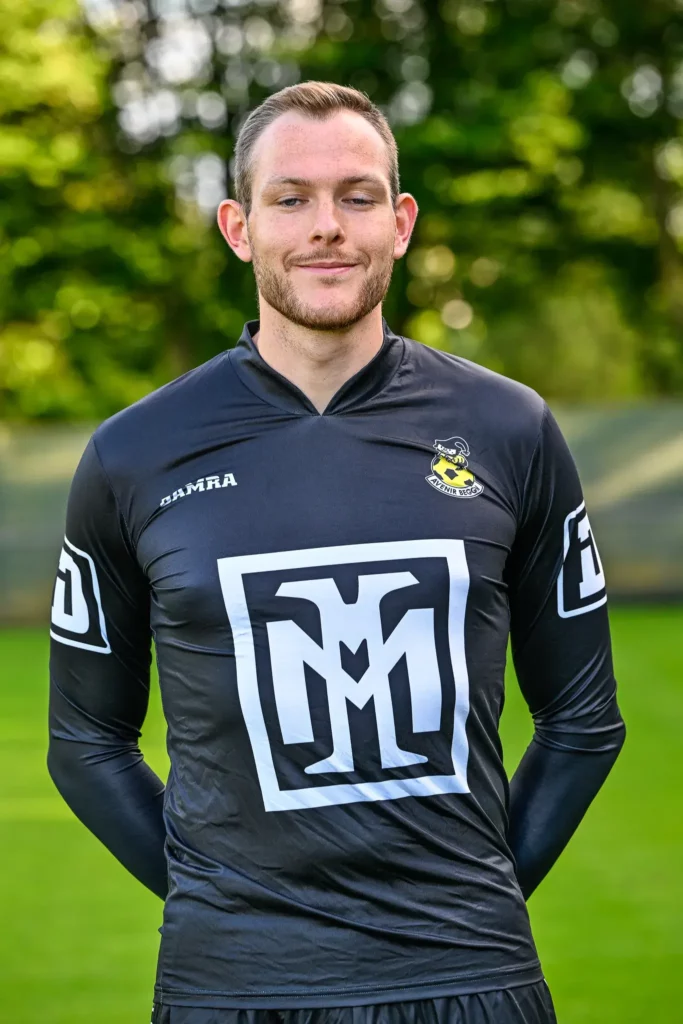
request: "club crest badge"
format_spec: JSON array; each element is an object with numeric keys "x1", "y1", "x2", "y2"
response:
[{"x1": 426, "y1": 436, "x2": 483, "y2": 499}]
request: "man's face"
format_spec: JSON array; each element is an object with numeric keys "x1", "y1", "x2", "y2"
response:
[{"x1": 234, "y1": 111, "x2": 412, "y2": 331}]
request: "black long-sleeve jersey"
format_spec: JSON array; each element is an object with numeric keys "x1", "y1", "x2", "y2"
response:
[{"x1": 49, "y1": 319, "x2": 625, "y2": 1011}]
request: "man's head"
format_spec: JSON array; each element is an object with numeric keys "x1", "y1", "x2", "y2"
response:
[{"x1": 217, "y1": 82, "x2": 418, "y2": 333}]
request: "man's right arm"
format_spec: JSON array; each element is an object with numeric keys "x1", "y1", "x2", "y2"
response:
[{"x1": 48, "y1": 437, "x2": 168, "y2": 900}]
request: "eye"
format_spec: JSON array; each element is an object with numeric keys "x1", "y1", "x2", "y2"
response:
[
  {"x1": 346, "y1": 197, "x2": 375, "y2": 206},
  {"x1": 277, "y1": 197, "x2": 303, "y2": 207}
]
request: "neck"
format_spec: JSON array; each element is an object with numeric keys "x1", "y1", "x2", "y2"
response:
[{"x1": 253, "y1": 301, "x2": 385, "y2": 413}]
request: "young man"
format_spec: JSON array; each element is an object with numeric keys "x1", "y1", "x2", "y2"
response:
[{"x1": 48, "y1": 82, "x2": 625, "y2": 1024}]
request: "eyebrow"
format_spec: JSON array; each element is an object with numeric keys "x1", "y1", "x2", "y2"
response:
[{"x1": 262, "y1": 174, "x2": 389, "y2": 192}]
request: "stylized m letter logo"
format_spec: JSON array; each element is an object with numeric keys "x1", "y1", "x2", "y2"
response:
[
  {"x1": 268, "y1": 572, "x2": 443, "y2": 775},
  {"x1": 217, "y1": 539, "x2": 471, "y2": 812}
]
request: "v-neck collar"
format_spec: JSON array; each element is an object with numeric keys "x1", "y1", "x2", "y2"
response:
[{"x1": 229, "y1": 318, "x2": 405, "y2": 416}]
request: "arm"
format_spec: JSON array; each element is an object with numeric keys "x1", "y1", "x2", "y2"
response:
[
  {"x1": 505, "y1": 407, "x2": 626, "y2": 900},
  {"x1": 48, "y1": 438, "x2": 168, "y2": 899}
]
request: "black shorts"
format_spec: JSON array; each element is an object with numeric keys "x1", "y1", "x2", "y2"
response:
[{"x1": 152, "y1": 981, "x2": 557, "y2": 1024}]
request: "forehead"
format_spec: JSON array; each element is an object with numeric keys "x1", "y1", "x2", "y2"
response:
[{"x1": 250, "y1": 110, "x2": 391, "y2": 193}]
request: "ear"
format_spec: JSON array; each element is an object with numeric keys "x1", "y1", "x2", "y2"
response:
[
  {"x1": 393, "y1": 193, "x2": 419, "y2": 260},
  {"x1": 217, "y1": 199, "x2": 252, "y2": 263}
]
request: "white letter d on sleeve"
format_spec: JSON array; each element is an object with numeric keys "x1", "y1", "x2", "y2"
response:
[
  {"x1": 50, "y1": 537, "x2": 111, "y2": 653},
  {"x1": 558, "y1": 502, "x2": 607, "y2": 618}
]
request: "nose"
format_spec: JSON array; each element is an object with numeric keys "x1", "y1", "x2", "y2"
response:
[{"x1": 308, "y1": 198, "x2": 346, "y2": 246}]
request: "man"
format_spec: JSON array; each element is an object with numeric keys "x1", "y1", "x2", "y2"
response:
[{"x1": 48, "y1": 82, "x2": 625, "y2": 1024}]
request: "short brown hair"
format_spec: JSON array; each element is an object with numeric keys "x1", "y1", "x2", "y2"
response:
[{"x1": 233, "y1": 81, "x2": 400, "y2": 216}]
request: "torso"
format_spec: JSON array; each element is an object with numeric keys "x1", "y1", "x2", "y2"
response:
[{"x1": 97, "y1": 321, "x2": 545, "y2": 1008}]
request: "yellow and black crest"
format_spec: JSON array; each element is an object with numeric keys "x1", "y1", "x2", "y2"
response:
[{"x1": 426, "y1": 436, "x2": 483, "y2": 499}]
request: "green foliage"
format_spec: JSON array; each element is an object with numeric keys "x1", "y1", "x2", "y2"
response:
[
  {"x1": 0, "y1": 0, "x2": 240, "y2": 420},
  {"x1": 1, "y1": 0, "x2": 683, "y2": 420}
]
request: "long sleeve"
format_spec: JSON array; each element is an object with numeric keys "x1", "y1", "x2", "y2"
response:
[
  {"x1": 48, "y1": 436, "x2": 168, "y2": 899},
  {"x1": 505, "y1": 405, "x2": 626, "y2": 899}
]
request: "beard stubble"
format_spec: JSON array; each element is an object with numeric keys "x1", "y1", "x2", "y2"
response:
[{"x1": 250, "y1": 242, "x2": 395, "y2": 332}]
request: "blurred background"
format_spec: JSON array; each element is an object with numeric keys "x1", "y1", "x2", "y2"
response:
[{"x1": 1, "y1": 0, "x2": 682, "y2": 1020}]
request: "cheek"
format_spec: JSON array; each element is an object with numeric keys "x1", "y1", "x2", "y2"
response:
[
  {"x1": 250, "y1": 217, "x2": 297, "y2": 261},
  {"x1": 353, "y1": 217, "x2": 396, "y2": 256}
]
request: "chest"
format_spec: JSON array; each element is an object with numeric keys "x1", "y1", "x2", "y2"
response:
[{"x1": 134, "y1": 416, "x2": 517, "y2": 641}]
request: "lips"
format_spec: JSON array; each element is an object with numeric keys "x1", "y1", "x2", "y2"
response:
[{"x1": 295, "y1": 262, "x2": 358, "y2": 275}]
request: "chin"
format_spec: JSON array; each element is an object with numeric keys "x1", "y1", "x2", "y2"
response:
[{"x1": 299, "y1": 305, "x2": 368, "y2": 331}]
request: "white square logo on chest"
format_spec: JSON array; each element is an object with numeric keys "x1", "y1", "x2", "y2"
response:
[{"x1": 217, "y1": 539, "x2": 471, "y2": 812}]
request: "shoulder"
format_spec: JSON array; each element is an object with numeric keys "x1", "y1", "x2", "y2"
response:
[
  {"x1": 91, "y1": 349, "x2": 233, "y2": 481},
  {"x1": 402, "y1": 337, "x2": 546, "y2": 443}
]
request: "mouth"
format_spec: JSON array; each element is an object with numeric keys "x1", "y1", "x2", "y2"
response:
[{"x1": 295, "y1": 262, "x2": 359, "y2": 276}]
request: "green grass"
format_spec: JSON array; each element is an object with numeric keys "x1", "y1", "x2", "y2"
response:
[{"x1": 1, "y1": 609, "x2": 682, "y2": 1023}]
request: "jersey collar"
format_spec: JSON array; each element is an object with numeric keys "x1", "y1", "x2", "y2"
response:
[{"x1": 229, "y1": 318, "x2": 405, "y2": 416}]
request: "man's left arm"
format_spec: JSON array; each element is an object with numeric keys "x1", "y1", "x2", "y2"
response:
[{"x1": 505, "y1": 404, "x2": 626, "y2": 900}]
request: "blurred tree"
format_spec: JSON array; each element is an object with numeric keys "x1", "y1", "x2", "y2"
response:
[
  {"x1": 0, "y1": 0, "x2": 242, "y2": 420},
  {"x1": 2, "y1": 0, "x2": 683, "y2": 419}
]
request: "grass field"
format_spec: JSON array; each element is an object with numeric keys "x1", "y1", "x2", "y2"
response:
[{"x1": 1, "y1": 608, "x2": 682, "y2": 1023}]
